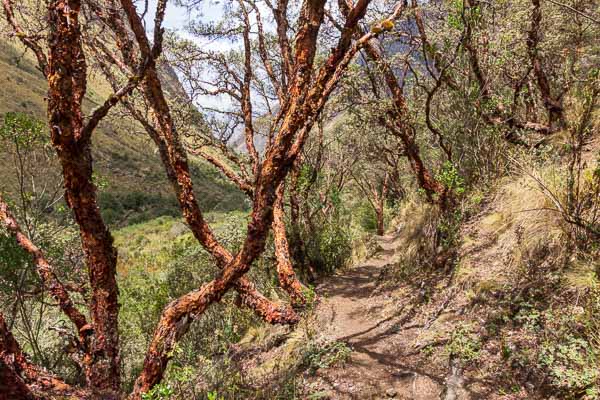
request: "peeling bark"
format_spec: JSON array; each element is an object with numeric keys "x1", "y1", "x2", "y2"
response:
[
  {"x1": 46, "y1": 0, "x2": 120, "y2": 393},
  {"x1": 0, "y1": 196, "x2": 89, "y2": 347},
  {"x1": 1, "y1": 0, "x2": 396, "y2": 396},
  {"x1": 273, "y1": 183, "x2": 307, "y2": 306},
  {"x1": 1, "y1": 0, "x2": 49, "y2": 77},
  {"x1": 89, "y1": 0, "x2": 300, "y2": 341},
  {"x1": 362, "y1": 35, "x2": 446, "y2": 203},
  {"x1": 112, "y1": 2, "x2": 311, "y2": 395},
  {"x1": 0, "y1": 313, "x2": 90, "y2": 400},
  {"x1": 129, "y1": 0, "x2": 359, "y2": 392}
]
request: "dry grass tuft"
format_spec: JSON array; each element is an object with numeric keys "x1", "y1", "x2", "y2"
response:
[{"x1": 458, "y1": 171, "x2": 567, "y2": 288}]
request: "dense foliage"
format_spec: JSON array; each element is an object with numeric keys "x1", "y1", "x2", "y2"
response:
[{"x1": 0, "y1": 0, "x2": 599, "y2": 399}]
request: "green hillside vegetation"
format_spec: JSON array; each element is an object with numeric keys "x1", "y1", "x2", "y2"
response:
[{"x1": 0, "y1": 39, "x2": 247, "y2": 226}]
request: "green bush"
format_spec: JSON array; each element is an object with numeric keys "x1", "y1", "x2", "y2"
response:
[
  {"x1": 0, "y1": 112, "x2": 46, "y2": 147},
  {"x1": 141, "y1": 383, "x2": 174, "y2": 400},
  {"x1": 539, "y1": 335, "x2": 598, "y2": 396},
  {"x1": 303, "y1": 340, "x2": 352, "y2": 374},
  {"x1": 117, "y1": 213, "x2": 270, "y2": 391},
  {"x1": 357, "y1": 202, "x2": 378, "y2": 232},
  {"x1": 446, "y1": 324, "x2": 481, "y2": 363},
  {"x1": 436, "y1": 161, "x2": 465, "y2": 196},
  {"x1": 303, "y1": 222, "x2": 353, "y2": 274},
  {"x1": 98, "y1": 191, "x2": 180, "y2": 225}
]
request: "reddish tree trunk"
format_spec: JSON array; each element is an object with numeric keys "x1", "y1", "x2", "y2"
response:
[
  {"x1": 195, "y1": 154, "x2": 307, "y2": 305},
  {"x1": 0, "y1": 0, "x2": 385, "y2": 397},
  {"x1": 362, "y1": 36, "x2": 446, "y2": 203},
  {"x1": 123, "y1": 0, "x2": 382, "y2": 394},
  {"x1": 1, "y1": 313, "x2": 39, "y2": 400},
  {"x1": 0, "y1": 197, "x2": 90, "y2": 347},
  {"x1": 129, "y1": 1, "x2": 332, "y2": 393},
  {"x1": 273, "y1": 183, "x2": 307, "y2": 306},
  {"x1": 0, "y1": 313, "x2": 90, "y2": 399},
  {"x1": 46, "y1": 0, "x2": 120, "y2": 394}
]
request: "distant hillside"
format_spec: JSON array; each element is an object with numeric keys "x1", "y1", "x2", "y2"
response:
[{"x1": 0, "y1": 39, "x2": 247, "y2": 226}]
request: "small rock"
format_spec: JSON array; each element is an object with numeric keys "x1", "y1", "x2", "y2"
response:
[{"x1": 386, "y1": 387, "x2": 397, "y2": 397}]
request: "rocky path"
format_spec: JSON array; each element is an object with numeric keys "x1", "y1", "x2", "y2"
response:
[{"x1": 309, "y1": 235, "x2": 455, "y2": 400}]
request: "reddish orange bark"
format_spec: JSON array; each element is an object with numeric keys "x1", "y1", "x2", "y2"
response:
[
  {"x1": 83, "y1": 1, "x2": 301, "y2": 343},
  {"x1": 191, "y1": 151, "x2": 306, "y2": 306},
  {"x1": 0, "y1": 313, "x2": 91, "y2": 400},
  {"x1": 191, "y1": 149, "x2": 254, "y2": 197},
  {"x1": 362, "y1": 36, "x2": 446, "y2": 203},
  {"x1": 108, "y1": 3, "x2": 308, "y2": 395},
  {"x1": 273, "y1": 183, "x2": 307, "y2": 306},
  {"x1": 46, "y1": 0, "x2": 120, "y2": 393},
  {"x1": 118, "y1": 0, "x2": 298, "y2": 313},
  {"x1": 128, "y1": 0, "x2": 395, "y2": 392},
  {"x1": 0, "y1": 196, "x2": 90, "y2": 346},
  {"x1": 1, "y1": 0, "x2": 160, "y2": 395},
  {"x1": 2, "y1": 0, "x2": 383, "y2": 396}
]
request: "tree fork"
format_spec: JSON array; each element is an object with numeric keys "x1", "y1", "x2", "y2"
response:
[
  {"x1": 362, "y1": 37, "x2": 446, "y2": 203},
  {"x1": 47, "y1": 0, "x2": 120, "y2": 393}
]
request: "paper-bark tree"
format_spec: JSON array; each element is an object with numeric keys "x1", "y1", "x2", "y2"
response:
[
  {"x1": 89, "y1": 0, "x2": 308, "y2": 307},
  {"x1": 1, "y1": 0, "x2": 164, "y2": 395},
  {"x1": 526, "y1": 0, "x2": 565, "y2": 130},
  {"x1": 322, "y1": 0, "x2": 448, "y2": 206},
  {"x1": 167, "y1": 0, "x2": 317, "y2": 306},
  {"x1": 1, "y1": 0, "x2": 405, "y2": 397},
  {"x1": 353, "y1": 171, "x2": 390, "y2": 235},
  {"x1": 116, "y1": 0, "x2": 406, "y2": 394},
  {"x1": 361, "y1": 35, "x2": 447, "y2": 204},
  {"x1": 415, "y1": 0, "x2": 570, "y2": 143}
]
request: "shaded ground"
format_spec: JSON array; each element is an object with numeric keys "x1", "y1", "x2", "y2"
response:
[{"x1": 307, "y1": 235, "x2": 465, "y2": 400}]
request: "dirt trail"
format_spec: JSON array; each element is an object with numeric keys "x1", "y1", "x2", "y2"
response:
[{"x1": 310, "y1": 234, "x2": 455, "y2": 400}]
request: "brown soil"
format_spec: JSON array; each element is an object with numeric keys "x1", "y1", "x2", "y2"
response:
[{"x1": 306, "y1": 235, "x2": 469, "y2": 400}]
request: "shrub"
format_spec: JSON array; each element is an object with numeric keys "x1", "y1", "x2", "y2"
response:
[
  {"x1": 357, "y1": 202, "x2": 378, "y2": 232},
  {"x1": 446, "y1": 324, "x2": 481, "y2": 364},
  {"x1": 539, "y1": 335, "x2": 598, "y2": 397},
  {"x1": 98, "y1": 191, "x2": 180, "y2": 226},
  {"x1": 304, "y1": 222, "x2": 353, "y2": 274},
  {"x1": 302, "y1": 340, "x2": 352, "y2": 374}
]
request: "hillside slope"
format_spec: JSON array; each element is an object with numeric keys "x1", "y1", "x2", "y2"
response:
[{"x1": 0, "y1": 39, "x2": 247, "y2": 225}]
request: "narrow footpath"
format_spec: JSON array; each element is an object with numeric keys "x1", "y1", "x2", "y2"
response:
[{"x1": 310, "y1": 234, "x2": 464, "y2": 400}]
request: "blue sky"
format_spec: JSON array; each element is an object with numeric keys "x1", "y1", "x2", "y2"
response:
[
  {"x1": 144, "y1": 1, "x2": 237, "y2": 113},
  {"x1": 145, "y1": 0, "x2": 225, "y2": 39}
]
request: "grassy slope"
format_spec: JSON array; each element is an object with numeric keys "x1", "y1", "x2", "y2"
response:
[{"x1": 0, "y1": 39, "x2": 247, "y2": 226}]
